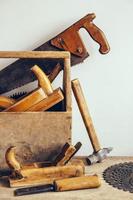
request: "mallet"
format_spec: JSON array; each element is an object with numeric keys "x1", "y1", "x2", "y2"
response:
[{"x1": 71, "y1": 79, "x2": 112, "y2": 165}]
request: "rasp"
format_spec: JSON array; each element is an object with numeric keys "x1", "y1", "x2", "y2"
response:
[{"x1": 0, "y1": 13, "x2": 110, "y2": 94}]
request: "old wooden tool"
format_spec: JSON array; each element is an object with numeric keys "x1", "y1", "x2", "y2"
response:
[
  {"x1": 3, "y1": 65, "x2": 64, "y2": 112},
  {"x1": 4, "y1": 142, "x2": 82, "y2": 177},
  {"x1": 14, "y1": 175, "x2": 101, "y2": 196},
  {"x1": 53, "y1": 142, "x2": 82, "y2": 166},
  {"x1": 0, "y1": 13, "x2": 110, "y2": 95},
  {"x1": 5, "y1": 146, "x2": 85, "y2": 187},
  {"x1": 9, "y1": 162, "x2": 85, "y2": 188},
  {"x1": 72, "y1": 79, "x2": 112, "y2": 165},
  {"x1": 0, "y1": 96, "x2": 16, "y2": 109}
]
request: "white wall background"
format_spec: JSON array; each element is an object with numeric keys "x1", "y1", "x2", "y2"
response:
[{"x1": 0, "y1": 0, "x2": 133, "y2": 156}]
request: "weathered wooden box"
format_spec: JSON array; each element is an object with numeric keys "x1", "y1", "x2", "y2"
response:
[{"x1": 0, "y1": 51, "x2": 71, "y2": 168}]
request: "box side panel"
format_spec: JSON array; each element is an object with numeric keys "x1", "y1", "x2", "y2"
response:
[{"x1": 0, "y1": 112, "x2": 71, "y2": 168}]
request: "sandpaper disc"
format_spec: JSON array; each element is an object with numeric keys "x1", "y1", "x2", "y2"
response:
[{"x1": 103, "y1": 162, "x2": 133, "y2": 193}]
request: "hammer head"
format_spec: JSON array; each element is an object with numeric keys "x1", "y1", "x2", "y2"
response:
[{"x1": 86, "y1": 147, "x2": 113, "y2": 165}]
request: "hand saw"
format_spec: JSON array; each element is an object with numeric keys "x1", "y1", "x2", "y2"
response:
[{"x1": 0, "y1": 13, "x2": 110, "y2": 95}]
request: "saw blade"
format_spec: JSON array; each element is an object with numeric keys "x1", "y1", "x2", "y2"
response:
[
  {"x1": 9, "y1": 91, "x2": 27, "y2": 100},
  {"x1": 103, "y1": 162, "x2": 133, "y2": 193},
  {"x1": 0, "y1": 41, "x2": 88, "y2": 95}
]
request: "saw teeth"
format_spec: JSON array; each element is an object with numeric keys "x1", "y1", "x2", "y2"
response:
[{"x1": 9, "y1": 92, "x2": 27, "y2": 100}]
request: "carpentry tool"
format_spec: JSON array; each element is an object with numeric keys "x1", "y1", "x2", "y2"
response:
[
  {"x1": 8, "y1": 162, "x2": 85, "y2": 188},
  {"x1": 0, "y1": 13, "x2": 110, "y2": 95},
  {"x1": 53, "y1": 142, "x2": 82, "y2": 166},
  {"x1": 5, "y1": 143, "x2": 84, "y2": 187},
  {"x1": 3, "y1": 65, "x2": 64, "y2": 112},
  {"x1": 14, "y1": 175, "x2": 101, "y2": 196},
  {"x1": 5, "y1": 142, "x2": 82, "y2": 176},
  {"x1": 103, "y1": 162, "x2": 133, "y2": 193},
  {"x1": 71, "y1": 79, "x2": 112, "y2": 165},
  {"x1": 0, "y1": 96, "x2": 16, "y2": 108}
]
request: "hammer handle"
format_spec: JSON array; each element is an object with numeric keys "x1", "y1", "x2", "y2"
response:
[{"x1": 72, "y1": 79, "x2": 101, "y2": 152}]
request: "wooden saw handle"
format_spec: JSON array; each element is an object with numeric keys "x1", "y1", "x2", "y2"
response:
[{"x1": 72, "y1": 79, "x2": 101, "y2": 152}]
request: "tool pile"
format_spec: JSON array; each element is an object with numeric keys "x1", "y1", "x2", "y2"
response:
[{"x1": 0, "y1": 13, "x2": 114, "y2": 196}]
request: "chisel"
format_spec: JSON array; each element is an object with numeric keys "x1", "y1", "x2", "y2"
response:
[{"x1": 14, "y1": 175, "x2": 101, "y2": 196}]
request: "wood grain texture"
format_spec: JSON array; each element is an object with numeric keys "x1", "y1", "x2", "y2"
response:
[
  {"x1": 0, "y1": 96, "x2": 16, "y2": 108},
  {"x1": 4, "y1": 88, "x2": 46, "y2": 112},
  {"x1": 27, "y1": 88, "x2": 64, "y2": 112},
  {"x1": 0, "y1": 51, "x2": 70, "y2": 59},
  {"x1": 72, "y1": 79, "x2": 101, "y2": 152},
  {"x1": 0, "y1": 112, "x2": 71, "y2": 168},
  {"x1": 9, "y1": 160, "x2": 84, "y2": 188},
  {"x1": 0, "y1": 51, "x2": 71, "y2": 168},
  {"x1": 55, "y1": 175, "x2": 101, "y2": 191},
  {"x1": 0, "y1": 157, "x2": 133, "y2": 199}
]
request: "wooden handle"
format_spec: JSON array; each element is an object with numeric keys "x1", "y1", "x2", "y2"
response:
[
  {"x1": 20, "y1": 163, "x2": 85, "y2": 179},
  {"x1": 31, "y1": 65, "x2": 53, "y2": 95},
  {"x1": 4, "y1": 88, "x2": 46, "y2": 112},
  {"x1": 27, "y1": 88, "x2": 64, "y2": 111},
  {"x1": 48, "y1": 63, "x2": 62, "y2": 83},
  {"x1": 72, "y1": 79, "x2": 101, "y2": 152},
  {"x1": 84, "y1": 21, "x2": 110, "y2": 54},
  {"x1": 55, "y1": 175, "x2": 101, "y2": 191},
  {"x1": 0, "y1": 96, "x2": 16, "y2": 108}
]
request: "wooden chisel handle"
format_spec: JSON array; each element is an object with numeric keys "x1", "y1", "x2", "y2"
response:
[
  {"x1": 71, "y1": 79, "x2": 101, "y2": 152},
  {"x1": 55, "y1": 175, "x2": 101, "y2": 191},
  {"x1": 14, "y1": 175, "x2": 101, "y2": 196}
]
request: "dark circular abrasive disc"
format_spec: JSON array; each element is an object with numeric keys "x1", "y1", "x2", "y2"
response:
[{"x1": 103, "y1": 162, "x2": 133, "y2": 193}]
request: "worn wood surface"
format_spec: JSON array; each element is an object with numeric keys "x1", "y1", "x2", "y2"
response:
[
  {"x1": 0, "y1": 51, "x2": 71, "y2": 167},
  {"x1": 0, "y1": 112, "x2": 71, "y2": 168},
  {"x1": 9, "y1": 160, "x2": 85, "y2": 188},
  {"x1": 27, "y1": 88, "x2": 64, "y2": 112},
  {"x1": 0, "y1": 51, "x2": 70, "y2": 59},
  {"x1": 72, "y1": 79, "x2": 101, "y2": 152},
  {"x1": 55, "y1": 175, "x2": 101, "y2": 191},
  {"x1": 0, "y1": 157, "x2": 132, "y2": 199}
]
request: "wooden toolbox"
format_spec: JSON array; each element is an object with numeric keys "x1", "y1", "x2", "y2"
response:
[{"x1": 0, "y1": 51, "x2": 72, "y2": 168}]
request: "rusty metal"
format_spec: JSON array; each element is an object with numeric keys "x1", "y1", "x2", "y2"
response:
[
  {"x1": 103, "y1": 162, "x2": 133, "y2": 193},
  {"x1": 0, "y1": 13, "x2": 110, "y2": 95}
]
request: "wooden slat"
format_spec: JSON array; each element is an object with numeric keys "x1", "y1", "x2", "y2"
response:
[
  {"x1": 63, "y1": 56, "x2": 71, "y2": 111},
  {"x1": 0, "y1": 51, "x2": 70, "y2": 59}
]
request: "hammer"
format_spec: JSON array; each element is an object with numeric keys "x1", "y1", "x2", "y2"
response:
[{"x1": 71, "y1": 79, "x2": 112, "y2": 165}]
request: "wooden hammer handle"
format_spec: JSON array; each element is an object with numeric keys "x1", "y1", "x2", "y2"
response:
[{"x1": 72, "y1": 79, "x2": 101, "y2": 152}]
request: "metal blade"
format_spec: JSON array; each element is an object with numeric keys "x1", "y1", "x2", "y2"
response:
[{"x1": 0, "y1": 40, "x2": 88, "y2": 94}]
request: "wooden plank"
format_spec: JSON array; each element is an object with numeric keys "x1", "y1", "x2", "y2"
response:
[
  {"x1": 0, "y1": 51, "x2": 70, "y2": 59},
  {"x1": 0, "y1": 112, "x2": 71, "y2": 168}
]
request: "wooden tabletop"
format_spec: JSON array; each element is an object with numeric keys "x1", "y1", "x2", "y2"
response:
[{"x1": 0, "y1": 156, "x2": 133, "y2": 200}]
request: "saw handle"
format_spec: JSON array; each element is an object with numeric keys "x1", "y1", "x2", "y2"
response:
[
  {"x1": 83, "y1": 21, "x2": 110, "y2": 54},
  {"x1": 76, "y1": 13, "x2": 110, "y2": 54},
  {"x1": 72, "y1": 79, "x2": 101, "y2": 152}
]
